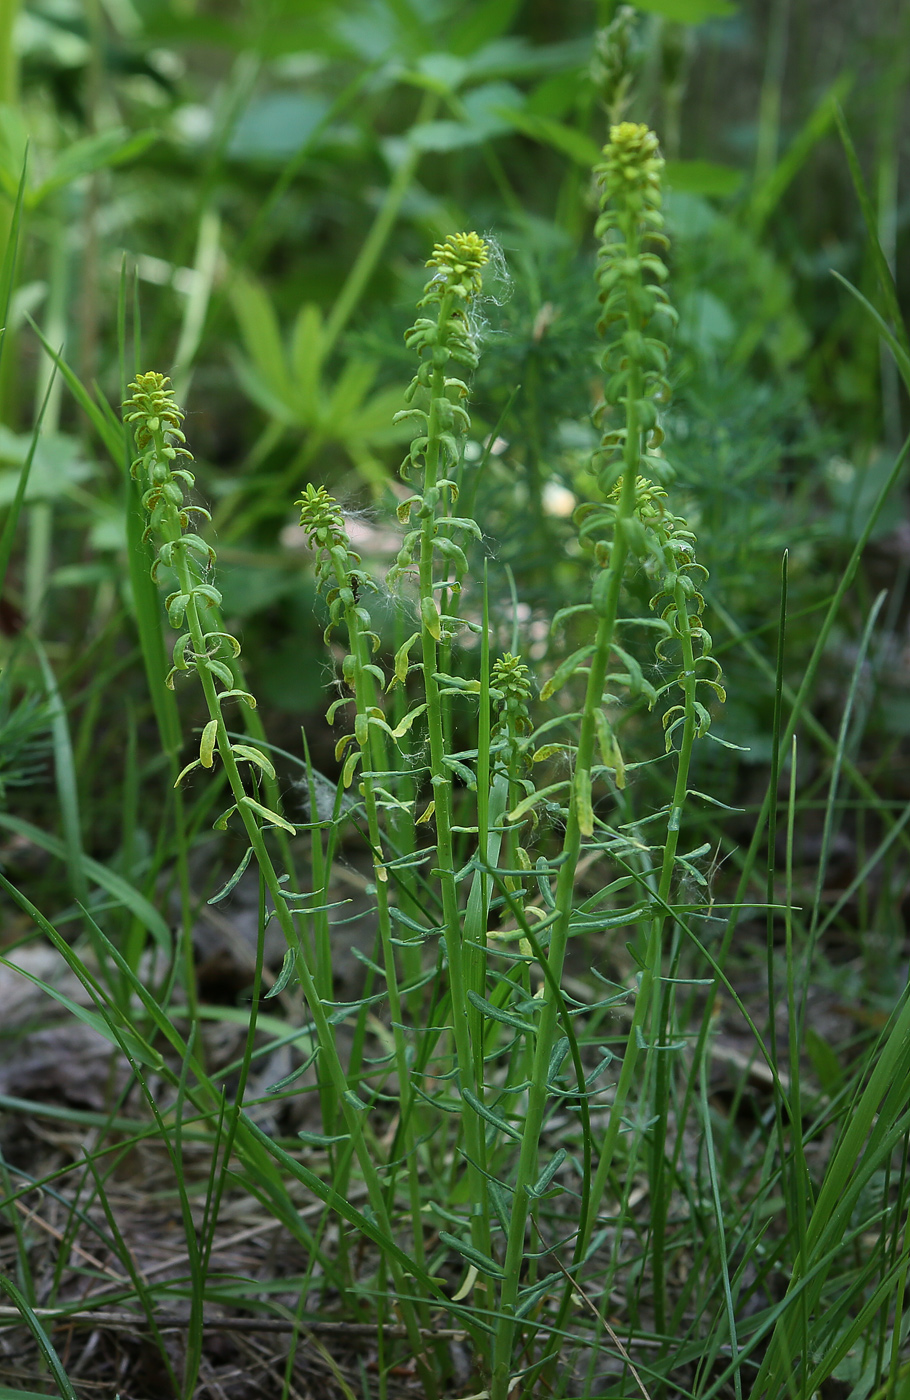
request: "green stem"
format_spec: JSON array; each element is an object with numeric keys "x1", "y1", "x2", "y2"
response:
[
  {"x1": 490, "y1": 212, "x2": 645, "y2": 1400},
  {"x1": 417, "y1": 294, "x2": 492, "y2": 1274},
  {"x1": 329, "y1": 553, "x2": 428, "y2": 1292},
  {"x1": 0, "y1": 0, "x2": 18, "y2": 108},
  {"x1": 321, "y1": 92, "x2": 436, "y2": 360},
  {"x1": 649, "y1": 572, "x2": 700, "y2": 1343}
]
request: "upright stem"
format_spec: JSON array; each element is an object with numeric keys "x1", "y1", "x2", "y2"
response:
[
  {"x1": 0, "y1": 0, "x2": 18, "y2": 109},
  {"x1": 321, "y1": 92, "x2": 436, "y2": 359},
  {"x1": 417, "y1": 291, "x2": 491, "y2": 1266},
  {"x1": 329, "y1": 553, "x2": 428, "y2": 1290},
  {"x1": 755, "y1": 0, "x2": 791, "y2": 184},
  {"x1": 649, "y1": 575, "x2": 699, "y2": 1341},
  {"x1": 491, "y1": 209, "x2": 644, "y2": 1400}
]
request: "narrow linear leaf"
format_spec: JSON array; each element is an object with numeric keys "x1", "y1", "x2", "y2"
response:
[
  {"x1": 231, "y1": 742, "x2": 277, "y2": 780},
  {"x1": 265, "y1": 947, "x2": 299, "y2": 999},
  {"x1": 0, "y1": 813, "x2": 171, "y2": 951},
  {"x1": 200, "y1": 719, "x2": 219, "y2": 768},
  {"x1": 540, "y1": 645, "x2": 595, "y2": 702},
  {"x1": 507, "y1": 781, "x2": 570, "y2": 823},
  {"x1": 466, "y1": 988, "x2": 538, "y2": 1034},
  {"x1": 438, "y1": 1231, "x2": 506, "y2": 1279},
  {"x1": 208, "y1": 846, "x2": 254, "y2": 904},
  {"x1": 461, "y1": 1088, "x2": 523, "y2": 1142},
  {"x1": 0, "y1": 1277, "x2": 78, "y2": 1400},
  {"x1": 529, "y1": 1149, "x2": 567, "y2": 1199},
  {"x1": 239, "y1": 794, "x2": 297, "y2": 834}
]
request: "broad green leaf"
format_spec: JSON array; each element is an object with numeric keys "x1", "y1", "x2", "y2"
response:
[
  {"x1": 409, "y1": 119, "x2": 481, "y2": 153},
  {"x1": 410, "y1": 52, "x2": 469, "y2": 94},
  {"x1": 0, "y1": 427, "x2": 93, "y2": 504},
  {"x1": 227, "y1": 92, "x2": 329, "y2": 162},
  {"x1": 449, "y1": 0, "x2": 524, "y2": 55}
]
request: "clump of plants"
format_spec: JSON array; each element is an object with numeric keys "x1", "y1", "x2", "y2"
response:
[{"x1": 118, "y1": 124, "x2": 723, "y2": 1397}]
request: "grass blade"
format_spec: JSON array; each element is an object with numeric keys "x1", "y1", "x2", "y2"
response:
[{"x1": 0, "y1": 1276, "x2": 78, "y2": 1400}]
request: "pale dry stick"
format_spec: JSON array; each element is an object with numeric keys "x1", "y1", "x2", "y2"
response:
[
  {"x1": 68, "y1": 1218, "x2": 312, "y2": 1305},
  {"x1": 13, "y1": 1199, "x2": 123, "y2": 1282}
]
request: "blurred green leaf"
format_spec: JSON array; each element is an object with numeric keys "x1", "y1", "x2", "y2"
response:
[
  {"x1": 750, "y1": 73, "x2": 853, "y2": 233},
  {"x1": 665, "y1": 159, "x2": 743, "y2": 197},
  {"x1": 409, "y1": 118, "x2": 484, "y2": 152},
  {"x1": 230, "y1": 272, "x2": 407, "y2": 455},
  {"x1": 413, "y1": 52, "x2": 470, "y2": 94},
  {"x1": 227, "y1": 92, "x2": 330, "y2": 162},
  {"x1": 449, "y1": 0, "x2": 524, "y2": 54},
  {"x1": 635, "y1": 0, "x2": 736, "y2": 19},
  {"x1": 230, "y1": 273, "x2": 295, "y2": 409},
  {"x1": 806, "y1": 1026, "x2": 844, "y2": 1097},
  {"x1": 491, "y1": 105, "x2": 600, "y2": 165},
  {"x1": 0, "y1": 428, "x2": 94, "y2": 504},
  {"x1": 30, "y1": 128, "x2": 158, "y2": 206}
]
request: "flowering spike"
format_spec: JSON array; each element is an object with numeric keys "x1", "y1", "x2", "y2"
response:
[
  {"x1": 595, "y1": 122, "x2": 665, "y2": 218},
  {"x1": 424, "y1": 232, "x2": 490, "y2": 302},
  {"x1": 123, "y1": 372, "x2": 188, "y2": 452},
  {"x1": 296, "y1": 483, "x2": 347, "y2": 550}
]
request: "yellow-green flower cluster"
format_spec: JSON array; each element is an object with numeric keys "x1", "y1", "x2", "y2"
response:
[
  {"x1": 124, "y1": 371, "x2": 197, "y2": 517},
  {"x1": 591, "y1": 125, "x2": 676, "y2": 496},
  {"x1": 123, "y1": 372, "x2": 279, "y2": 811},
  {"x1": 491, "y1": 653, "x2": 533, "y2": 738},
  {"x1": 392, "y1": 232, "x2": 489, "y2": 507},
  {"x1": 595, "y1": 121, "x2": 664, "y2": 220},
  {"x1": 422, "y1": 231, "x2": 489, "y2": 304},
  {"x1": 296, "y1": 484, "x2": 378, "y2": 657}
]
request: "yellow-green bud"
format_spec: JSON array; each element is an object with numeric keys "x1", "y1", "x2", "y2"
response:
[{"x1": 424, "y1": 232, "x2": 489, "y2": 302}]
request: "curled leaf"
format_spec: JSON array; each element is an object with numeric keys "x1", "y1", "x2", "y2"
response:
[{"x1": 199, "y1": 719, "x2": 219, "y2": 768}]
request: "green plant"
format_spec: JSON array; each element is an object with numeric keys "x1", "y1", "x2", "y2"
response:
[{"x1": 287, "y1": 128, "x2": 725, "y2": 1397}]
